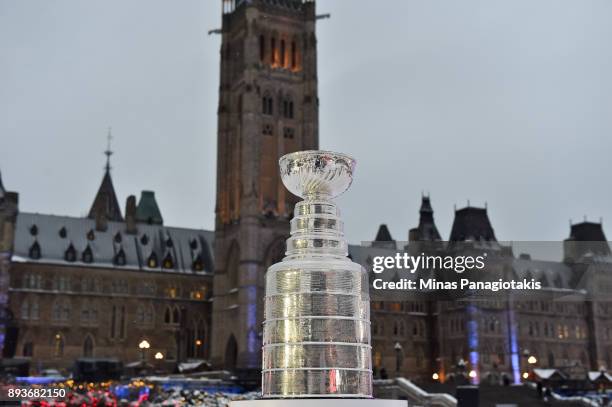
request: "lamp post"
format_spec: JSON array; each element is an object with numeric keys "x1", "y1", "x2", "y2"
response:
[
  {"x1": 138, "y1": 340, "x2": 150, "y2": 362},
  {"x1": 522, "y1": 349, "x2": 531, "y2": 382},
  {"x1": 457, "y1": 358, "x2": 467, "y2": 384},
  {"x1": 527, "y1": 355, "x2": 537, "y2": 381},
  {"x1": 394, "y1": 342, "x2": 403, "y2": 376}
]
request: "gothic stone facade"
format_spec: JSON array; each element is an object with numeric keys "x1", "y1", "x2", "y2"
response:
[
  {"x1": 351, "y1": 197, "x2": 612, "y2": 384},
  {"x1": 210, "y1": 0, "x2": 319, "y2": 374},
  {"x1": 0, "y1": 170, "x2": 214, "y2": 373}
]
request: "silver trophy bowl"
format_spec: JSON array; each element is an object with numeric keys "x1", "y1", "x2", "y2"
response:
[
  {"x1": 279, "y1": 150, "x2": 356, "y2": 199},
  {"x1": 262, "y1": 150, "x2": 372, "y2": 399}
]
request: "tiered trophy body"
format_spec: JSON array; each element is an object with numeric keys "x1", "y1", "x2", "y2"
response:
[
  {"x1": 231, "y1": 150, "x2": 405, "y2": 407},
  {"x1": 263, "y1": 151, "x2": 371, "y2": 398}
]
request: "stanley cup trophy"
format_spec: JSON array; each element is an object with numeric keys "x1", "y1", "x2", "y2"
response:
[{"x1": 231, "y1": 151, "x2": 405, "y2": 407}]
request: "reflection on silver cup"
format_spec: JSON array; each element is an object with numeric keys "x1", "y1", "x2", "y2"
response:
[{"x1": 262, "y1": 150, "x2": 373, "y2": 398}]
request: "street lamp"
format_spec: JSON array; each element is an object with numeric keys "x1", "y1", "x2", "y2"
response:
[
  {"x1": 394, "y1": 342, "x2": 403, "y2": 375},
  {"x1": 528, "y1": 356, "x2": 537, "y2": 365},
  {"x1": 154, "y1": 352, "x2": 164, "y2": 360},
  {"x1": 456, "y1": 358, "x2": 467, "y2": 384},
  {"x1": 139, "y1": 340, "x2": 150, "y2": 361}
]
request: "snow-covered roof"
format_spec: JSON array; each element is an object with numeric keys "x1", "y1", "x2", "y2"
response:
[
  {"x1": 534, "y1": 368, "x2": 566, "y2": 380},
  {"x1": 13, "y1": 212, "x2": 214, "y2": 275}
]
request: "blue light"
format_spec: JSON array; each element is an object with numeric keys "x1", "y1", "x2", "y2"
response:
[
  {"x1": 507, "y1": 304, "x2": 521, "y2": 384},
  {"x1": 466, "y1": 303, "x2": 480, "y2": 384}
]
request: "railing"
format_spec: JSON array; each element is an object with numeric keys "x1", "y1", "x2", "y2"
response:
[
  {"x1": 550, "y1": 391, "x2": 600, "y2": 407},
  {"x1": 374, "y1": 378, "x2": 457, "y2": 407}
]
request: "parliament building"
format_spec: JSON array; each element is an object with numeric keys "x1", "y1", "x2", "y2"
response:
[{"x1": 0, "y1": 0, "x2": 611, "y2": 386}]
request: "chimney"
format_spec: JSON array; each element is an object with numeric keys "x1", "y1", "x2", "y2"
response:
[{"x1": 125, "y1": 195, "x2": 137, "y2": 234}]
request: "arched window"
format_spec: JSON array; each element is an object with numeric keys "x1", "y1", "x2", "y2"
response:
[
  {"x1": 140, "y1": 234, "x2": 149, "y2": 245},
  {"x1": 291, "y1": 41, "x2": 297, "y2": 68},
  {"x1": 83, "y1": 335, "x2": 94, "y2": 357},
  {"x1": 270, "y1": 37, "x2": 276, "y2": 65},
  {"x1": 172, "y1": 306, "x2": 180, "y2": 325},
  {"x1": 280, "y1": 39, "x2": 286, "y2": 67},
  {"x1": 259, "y1": 34, "x2": 265, "y2": 62},
  {"x1": 281, "y1": 96, "x2": 295, "y2": 119},
  {"x1": 86, "y1": 229, "x2": 95, "y2": 241},
  {"x1": 59, "y1": 226, "x2": 67, "y2": 238},
  {"x1": 164, "y1": 306, "x2": 172, "y2": 324},
  {"x1": 262, "y1": 94, "x2": 273, "y2": 115}
]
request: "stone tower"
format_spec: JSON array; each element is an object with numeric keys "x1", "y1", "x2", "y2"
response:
[
  {"x1": 0, "y1": 172, "x2": 19, "y2": 357},
  {"x1": 211, "y1": 0, "x2": 319, "y2": 377}
]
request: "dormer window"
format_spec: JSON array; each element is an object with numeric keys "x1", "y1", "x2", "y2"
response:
[
  {"x1": 82, "y1": 245, "x2": 94, "y2": 263},
  {"x1": 114, "y1": 247, "x2": 126, "y2": 266},
  {"x1": 147, "y1": 252, "x2": 158, "y2": 268},
  {"x1": 192, "y1": 254, "x2": 204, "y2": 272},
  {"x1": 86, "y1": 229, "x2": 95, "y2": 241},
  {"x1": 65, "y1": 243, "x2": 77, "y2": 262},
  {"x1": 29, "y1": 225, "x2": 38, "y2": 236},
  {"x1": 59, "y1": 227, "x2": 67, "y2": 238},
  {"x1": 29, "y1": 241, "x2": 41, "y2": 260},
  {"x1": 162, "y1": 252, "x2": 174, "y2": 269},
  {"x1": 114, "y1": 232, "x2": 122, "y2": 243},
  {"x1": 165, "y1": 237, "x2": 174, "y2": 248},
  {"x1": 189, "y1": 238, "x2": 198, "y2": 250},
  {"x1": 141, "y1": 234, "x2": 149, "y2": 245}
]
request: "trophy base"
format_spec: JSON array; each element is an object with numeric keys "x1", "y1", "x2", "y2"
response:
[{"x1": 230, "y1": 400, "x2": 407, "y2": 407}]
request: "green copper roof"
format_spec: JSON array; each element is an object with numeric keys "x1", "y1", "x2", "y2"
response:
[{"x1": 135, "y1": 190, "x2": 163, "y2": 225}]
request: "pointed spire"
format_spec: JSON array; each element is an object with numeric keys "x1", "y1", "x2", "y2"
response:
[
  {"x1": 88, "y1": 131, "x2": 123, "y2": 222},
  {"x1": 105, "y1": 127, "x2": 113, "y2": 173},
  {"x1": 412, "y1": 195, "x2": 442, "y2": 241},
  {"x1": 374, "y1": 224, "x2": 394, "y2": 242}
]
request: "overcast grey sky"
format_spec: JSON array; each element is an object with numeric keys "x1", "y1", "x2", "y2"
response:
[{"x1": 1, "y1": 0, "x2": 611, "y2": 248}]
